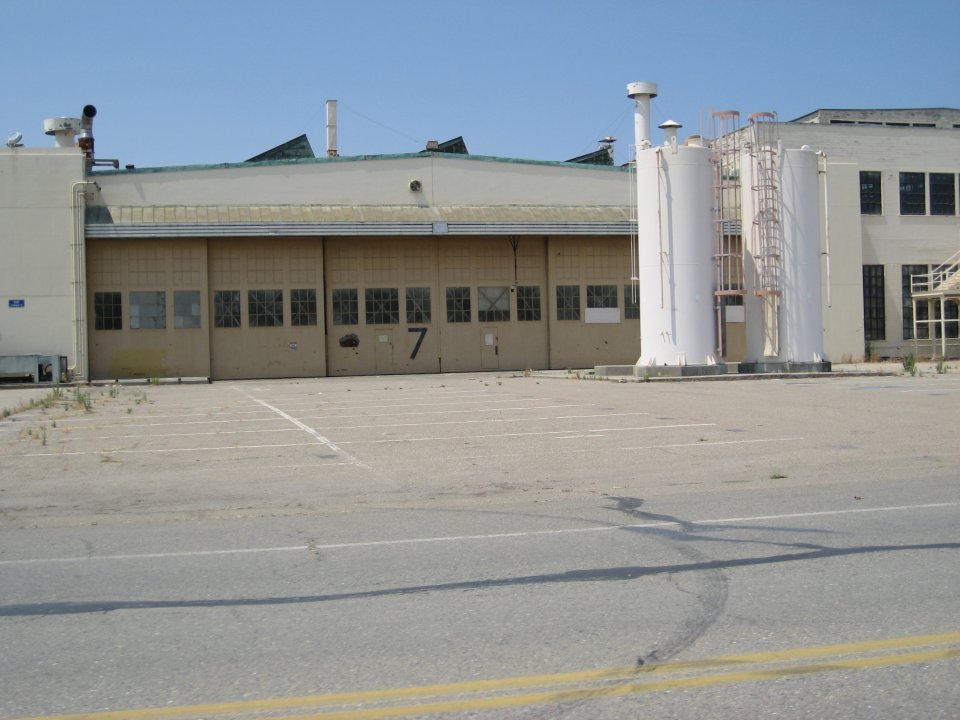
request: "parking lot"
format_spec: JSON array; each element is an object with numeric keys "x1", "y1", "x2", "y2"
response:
[
  {"x1": 3, "y1": 368, "x2": 960, "y2": 719},
  {"x1": 3, "y1": 368, "x2": 959, "y2": 529}
]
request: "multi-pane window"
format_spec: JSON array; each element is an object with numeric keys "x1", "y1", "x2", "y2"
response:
[
  {"x1": 859, "y1": 171, "x2": 882, "y2": 215},
  {"x1": 332, "y1": 288, "x2": 359, "y2": 325},
  {"x1": 902, "y1": 265, "x2": 929, "y2": 339},
  {"x1": 478, "y1": 286, "x2": 510, "y2": 322},
  {"x1": 130, "y1": 291, "x2": 166, "y2": 329},
  {"x1": 174, "y1": 291, "x2": 201, "y2": 328},
  {"x1": 291, "y1": 289, "x2": 318, "y2": 326},
  {"x1": 930, "y1": 173, "x2": 956, "y2": 216},
  {"x1": 516, "y1": 286, "x2": 541, "y2": 321},
  {"x1": 556, "y1": 285, "x2": 580, "y2": 320},
  {"x1": 406, "y1": 287, "x2": 431, "y2": 323},
  {"x1": 862, "y1": 265, "x2": 885, "y2": 341},
  {"x1": 623, "y1": 284, "x2": 640, "y2": 320},
  {"x1": 94, "y1": 292, "x2": 122, "y2": 330},
  {"x1": 931, "y1": 299, "x2": 960, "y2": 339},
  {"x1": 899, "y1": 172, "x2": 926, "y2": 215},
  {"x1": 214, "y1": 290, "x2": 241, "y2": 328},
  {"x1": 248, "y1": 289, "x2": 283, "y2": 327},
  {"x1": 365, "y1": 287, "x2": 399, "y2": 324},
  {"x1": 587, "y1": 284, "x2": 618, "y2": 309},
  {"x1": 446, "y1": 287, "x2": 471, "y2": 323}
]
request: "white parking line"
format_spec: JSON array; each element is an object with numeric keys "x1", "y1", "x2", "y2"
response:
[
  {"x1": 3, "y1": 501, "x2": 957, "y2": 566},
  {"x1": 338, "y1": 423, "x2": 715, "y2": 444},
  {"x1": 20, "y1": 442, "x2": 322, "y2": 457},
  {"x1": 621, "y1": 437, "x2": 803, "y2": 451},
  {"x1": 231, "y1": 387, "x2": 370, "y2": 470},
  {"x1": 324, "y1": 411, "x2": 650, "y2": 432}
]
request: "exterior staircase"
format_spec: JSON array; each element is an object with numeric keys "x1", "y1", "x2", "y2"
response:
[
  {"x1": 910, "y1": 248, "x2": 960, "y2": 356},
  {"x1": 911, "y1": 248, "x2": 960, "y2": 298}
]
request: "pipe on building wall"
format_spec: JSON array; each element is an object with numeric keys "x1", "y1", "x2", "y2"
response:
[
  {"x1": 655, "y1": 147, "x2": 665, "y2": 309},
  {"x1": 817, "y1": 150, "x2": 832, "y2": 308},
  {"x1": 70, "y1": 180, "x2": 97, "y2": 381}
]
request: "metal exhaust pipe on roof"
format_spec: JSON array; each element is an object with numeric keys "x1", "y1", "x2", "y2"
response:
[
  {"x1": 326, "y1": 99, "x2": 338, "y2": 157},
  {"x1": 78, "y1": 104, "x2": 96, "y2": 165},
  {"x1": 626, "y1": 81, "x2": 658, "y2": 149}
]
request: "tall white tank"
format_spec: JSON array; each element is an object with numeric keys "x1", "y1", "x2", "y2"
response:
[
  {"x1": 634, "y1": 140, "x2": 717, "y2": 366},
  {"x1": 741, "y1": 146, "x2": 824, "y2": 362},
  {"x1": 779, "y1": 147, "x2": 825, "y2": 362}
]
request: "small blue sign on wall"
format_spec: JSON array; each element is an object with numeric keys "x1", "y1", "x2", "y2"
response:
[{"x1": 8, "y1": 299, "x2": 25, "y2": 308}]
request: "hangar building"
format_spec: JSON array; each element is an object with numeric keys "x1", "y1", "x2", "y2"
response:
[{"x1": 1, "y1": 98, "x2": 958, "y2": 382}]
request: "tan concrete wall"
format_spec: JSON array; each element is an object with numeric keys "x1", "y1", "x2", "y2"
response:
[
  {"x1": 325, "y1": 236, "x2": 551, "y2": 375},
  {"x1": 0, "y1": 149, "x2": 85, "y2": 370},
  {"x1": 778, "y1": 124, "x2": 960, "y2": 359},
  {"x1": 325, "y1": 237, "x2": 442, "y2": 376},
  {"x1": 87, "y1": 239, "x2": 212, "y2": 379},
  {"x1": 86, "y1": 233, "x2": 645, "y2": 380},
  {"x1": 208, "y1": 238, "x2": 326, "y2": 380},
  {"x1": 89, "y1": 237, "x2": 329, "y2": 380},
  {"x1": 821, "y1": 162, "x2": 865, "y2": 362},
  {"x1": 92, "y1": 154, "x2": 631, "y2": 209},
  {"x1": 547, "y1": 236, "x2": 641, "y2": 369}
]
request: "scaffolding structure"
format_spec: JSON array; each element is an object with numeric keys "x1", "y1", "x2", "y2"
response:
[
  {"x1": 910, "y1": 247, "x2": 960, "y2": 358},
  {"x1": 711, "y1": 110, "x2": 744, "y2": 358},
  {"x1": 748, "y1": 112, "x2": 783, "y2": 298}
]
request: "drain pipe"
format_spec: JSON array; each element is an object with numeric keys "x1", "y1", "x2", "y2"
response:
[
  {"x1": 817, "y1": 150, "x2": 832, "y2": 307},
  {"x1": 70, "y1": 180, "x2": 97, "y2": 381}
]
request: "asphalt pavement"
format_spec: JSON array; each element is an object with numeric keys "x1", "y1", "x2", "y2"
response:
[{"x1": 1, "y1": 367, "x2": 958, "y2": 719}]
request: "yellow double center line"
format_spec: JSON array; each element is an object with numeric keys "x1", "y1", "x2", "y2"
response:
[{"x1": 20, "y1": 630, "x2": 960, "y2": 720}]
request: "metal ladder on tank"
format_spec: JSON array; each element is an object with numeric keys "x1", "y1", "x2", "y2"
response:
[
  {"x1": 711, "y1": 110, "x2": 745, "y2": 359},
  {"x1": 748, "y1": 112, "x2": 784, "y2": 357}
]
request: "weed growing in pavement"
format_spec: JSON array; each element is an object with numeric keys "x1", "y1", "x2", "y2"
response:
[
  {"x1": 902, "y1": 354, "x2": 918, "y2": 376},
  {"x1": 74, "y1": 388, "x2": 92, "y2": 411}
]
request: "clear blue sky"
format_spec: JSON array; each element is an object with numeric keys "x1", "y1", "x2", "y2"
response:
[{"x1": 4, "y1": 0, "x2": 958, "y2": 169}]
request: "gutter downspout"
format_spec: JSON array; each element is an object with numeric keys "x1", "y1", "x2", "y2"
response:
[
  {"x1": 71, "y1": 180, "x2": 97, "y2": 382},
  {"x1": 817, "y1": 151, "x2": 832, "y2": 307}
]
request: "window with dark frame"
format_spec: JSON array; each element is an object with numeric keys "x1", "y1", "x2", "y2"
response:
[
  {"x1": 332, "y1": 288, "x2": 358, "y2": 325},
  {"x1": 291, "y1": 289, "x2": 318, "y2": 326},
  {"x1": 405, "y1": 287, "x2": 431, "y2": 323},
  {"x1": 174, "y1": 290, "x2": 201, "y2": 329},
  {"x1": 556, "y1": 285, "x2": 580, "y2": 320},
  {"x1": 940, "y1": 299, "x2": 959, "y2": 339},
  {"x1": 899, "y1": 172, "x2": 926, "y2": 215},
  {"x1": 478, "y1": 286, "x2": 510, "y2": 322},
  {"x1": 365, "y1": 287, "x2": 399, "y2": 325},
  {"x1": 248, "y1": 289, "x2": 283, "y2": 328},
  {"x1": 861, "y1": 265, "x2": 885, "y2": 341},
  {"x1": 901, "y1": 265, "x2": 929, "y2": 339},
  {"x1": 859, "y1": 171, "x2": 882, "y2": 215},
  {"x1": 586, "y1": 284, "x2": 618, "y2": 309},
  {"x1": 446, "y1": 287, "x2": 471, "y2": 323},
  {"x1": 930, "y1": 173, "x2": 956, "y2": 216},
  {"x1": 623, "y1": 284, "x2": 640, "y2": 320},
  {"x1": 94, "y1": 292, "x2": 122, "y2": 330},
  {"x1": 130, "y1": 291, "x2": 166, "y2": 329},
  {"x1": 214, "y1": 290, "x2": 241, "y2": 328},
  {"x1": 516, "y1": 286, "x2": 541, "y2": 321}
]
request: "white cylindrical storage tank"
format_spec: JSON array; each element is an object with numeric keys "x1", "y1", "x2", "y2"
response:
[
  {"x1": 740, "y1": 146, "x2": 824, "y2": 363},
  {"x1": 635, "y1": 142, "x2": 717, "y2": 367},
  {"x1": 739, "y1": 149, "x2": 766, "y2": 361},
  {"x1": 779, "y1": 147, "x2": 824, "y2": 362}
]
